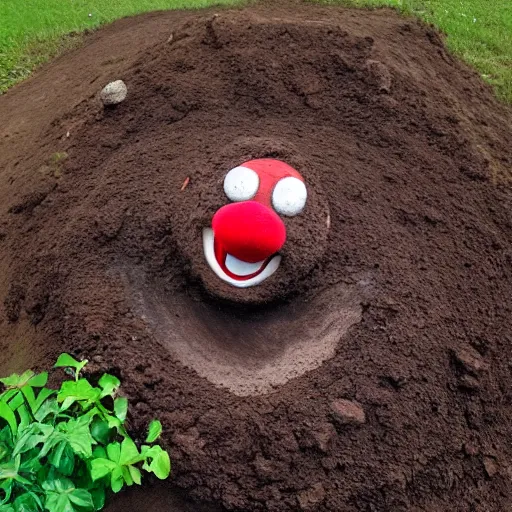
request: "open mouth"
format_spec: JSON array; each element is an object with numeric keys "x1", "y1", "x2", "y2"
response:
[{"x1": 203, "y1": 228, "x2": 281, "y2": 288}]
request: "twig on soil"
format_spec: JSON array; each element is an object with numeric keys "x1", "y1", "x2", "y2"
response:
[{"x1": 180, "y1": 177, "x2": 190, "y2": 191}]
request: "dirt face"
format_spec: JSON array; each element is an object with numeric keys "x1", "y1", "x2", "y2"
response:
[{"x1": 0, "y1": 2, "x2": 511, "y2": 511}]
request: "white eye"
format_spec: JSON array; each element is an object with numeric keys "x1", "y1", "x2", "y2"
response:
[
  {"x1": 223, "y1": 166, "x2": 259, "y2": 202},
  {"x1": 272, "y1": 177, "x2": 307, "y2": 216}
]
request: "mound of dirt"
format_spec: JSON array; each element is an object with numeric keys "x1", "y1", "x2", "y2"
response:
[{"x1": 0, "y1": 1, "x2": 511, "y2": 511}]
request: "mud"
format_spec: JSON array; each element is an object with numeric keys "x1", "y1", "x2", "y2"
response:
[
  {"x1": 0, "y1": 1, "x2": 511, "y2": 511},
  {"x1": 132, "y1": 279, "x2": 364, "y2": 396}
]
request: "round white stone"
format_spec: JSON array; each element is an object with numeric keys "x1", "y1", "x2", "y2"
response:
[
  {"x1": 272, "y1": 176, "x2": 307, "y2": 216},
  {"x1": 223, "y1": 166, "x2": 259, "y2": 202},
  {"x1": 100, "y1": 80, "x2": 127, "y2": 106}
]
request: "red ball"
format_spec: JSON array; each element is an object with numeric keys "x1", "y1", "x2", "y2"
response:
[{"x1": 212, "y1": 201, "x2": 286, "y2": 263}]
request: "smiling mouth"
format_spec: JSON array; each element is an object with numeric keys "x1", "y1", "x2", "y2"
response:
[{"x1": 202, "y1": 228, "x2": 281, "y2": 288}]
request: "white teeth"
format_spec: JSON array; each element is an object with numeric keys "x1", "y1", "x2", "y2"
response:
[
  {"x1": 202, "y1": 228, "x2": 281, "y2": 288},
  {"x1": 225, "y1": 254, "x2": 265, "y2": 276}
]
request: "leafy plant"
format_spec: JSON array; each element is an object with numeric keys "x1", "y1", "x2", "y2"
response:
[{"x1": 0, "y1": 354, "x2": 170, "y2": 512}]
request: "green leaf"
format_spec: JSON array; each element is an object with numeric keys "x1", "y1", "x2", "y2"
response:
[
  {"x1": 57, "y1": 380, "x2": 100, "y2": 411},
  {"x1": 0, "y1": 426, "x2": 12, "y2": 444},
  {"x1": 6, "y1": 394, "x2": 22, "y2": 412},
  {"x1": 43, "y1": 493, "x2": 75, "y2": 512},
  {"x1": 54, "y1": 354, "x2": 80, "y2": 368},
  {"x1": 2, "y1": 357, "x2": 170, "y2": 511},
  {"x1": 145, "y1": 420, "x2": 162, "y2": 443},
  {"x1": 113, "y1": 397, "x2": 127, "y2": 422},
  {"x1": 90, "y1": 459, "x2": 116, "y2": 481},
  {"x1": 0, "y1": 479, "x2": 13, "y2": 505},
  {"x1": 54, "y1": 354, "x2": 88, "y2": 377},
  {"x1": 104, "y1": 415, "x2": 122, "y2": 433},
  {"x1": 57, "y1": 416, "x2": 94, "y2": 458},
  {"x1": 110, "y1": 467, "x2": 123, "y2": 493},
  {"x1": 106, "y1": 443, "x2": 120, "y2": 464},
  {"x1": 98, "y1": 375, "x2": 120, "y2": 399},
  {"x1": 12, "y1": 478, "x2": 32, "y2": 488},
  {"x1": 0, "y1": 371, "x2": 34, "y2": 389},
  {"x1": 43, "y1": 477, "x2": 94, "y2": 512},
  {"x1": 121, "y1": 466, "x2": 133, "y2": 486},
  {"x1": 148, "y1": 448, "x2": 171, "y2": 480},
  {"x1": 0, "y1": 391, "x2": 16, "y2": 406},
  {"x1": 0, "y1": 403, "x2": 17, "y2": 437},
  {"x1": 13, "y1": 423, "x2": 53, "y2": 457},
  {"x1": 48, "y1": 440, "x2": 66, "y2": 469},
  {"x1": 19, "y1": 451, "x2": 43, "y2": 474},
  {"x1": 0, "y1": 455, "x2": 20, "y2": 480},
  {"x1": 139, "y1": 444, "x2": 161, "y2": 458},
  {"x1": 91, "y1": 446, "x2": 106, "y2": 459},
  {"x1": 90, "y1": 419, "x2": 112, "y2": 446},
  {"x1": 48, "y1": 441, "x2": 75, "y2": 476},
  {"x1": 32, "y1": 388, "x2": 55, "y2": 415},
  {"x1": 0, "y1": 442, "x2": 10, "y2": 463},
  {"x1": 15, "y1": 405, "x2": 31, "y2": 432},
  {"x1": 13, "y1": 492, "x2": 42, "y2": 512},
  {"x1": 39, "y1": 416, "x2": 93, "y2": 460},
  {"x1": 89, "y1": 487, "x2": 105, "y2": 511},
  {"x1": 0, "y1": 370, "x2": 46, "y2": 391},
  {"x1": 128, "y1": 465, "x2": 142, "y2": 486},
  {"x1": 119, "y1": 438, "x2": 139, "y2": 466},
  {"x1": 34, "y1": 398, "x2": 59, "y2": 422},
  {"x1": 19, "y1": 387, "x2": 35, "y2": 412},
  {"x1": 27, "y1": 372, "x2": 48, "y2": 388},
  {"x1": 68, "y1": 489, "x2": 93, "y2": 509}
]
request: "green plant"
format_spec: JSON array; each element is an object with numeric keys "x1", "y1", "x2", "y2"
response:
[{"x1": 0, "y1": 354, "x2": 171, "y2": 512}]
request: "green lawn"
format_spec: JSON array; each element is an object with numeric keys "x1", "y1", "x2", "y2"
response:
[
  {"x1": 337, "y1": 0, "x2": 512, "y2": 102},
  {"x1": 1, "y1": 0, "x2": 511, "y2": 102},
  {"x1": 0, "y1": 0, "x2": 242, "y2": 92}
]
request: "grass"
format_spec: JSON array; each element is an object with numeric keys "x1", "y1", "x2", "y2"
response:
[
  {"x1": 0, "y1": 0, "x2": 511, "y2": 102},
  {"x1": 335, "y1": 0, "x2": 512, "y2": 103},
  {"x1": 0, "y1": 0, "x2": 242, "y2": 93}
]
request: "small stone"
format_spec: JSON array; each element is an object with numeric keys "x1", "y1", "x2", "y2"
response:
[
  {"x1": 100, "y1": 80, "x2": 127, "y2": 106},
  {"x1": 483, "y1": 457, "x2": 498, "y2": 478},
  {"x1": 331, "y1": 399, "x2": 366, "y2": 425},
  {"x1": 298, "y1": 483, "x2": 325, "y2": 510},
  {"x1": 452, "y1": 347, "x2": 486, "y2": 375}
]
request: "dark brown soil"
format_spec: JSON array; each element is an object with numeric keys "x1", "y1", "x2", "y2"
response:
[
  {"x1": 104, "y1": 481, "x2": 223, "y2": 512},
  {"x1": 1, "y1": 1, "x2": 512, "y2": 511}
]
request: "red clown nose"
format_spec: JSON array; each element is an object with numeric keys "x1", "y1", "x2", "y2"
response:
[{"x1": 212, "y1": 201, "x2": 286, "y2": 263}]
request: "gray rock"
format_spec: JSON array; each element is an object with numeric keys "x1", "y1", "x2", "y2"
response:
[{"x1": 100, "y1": 80, "x2": 127, "y2": 106}]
